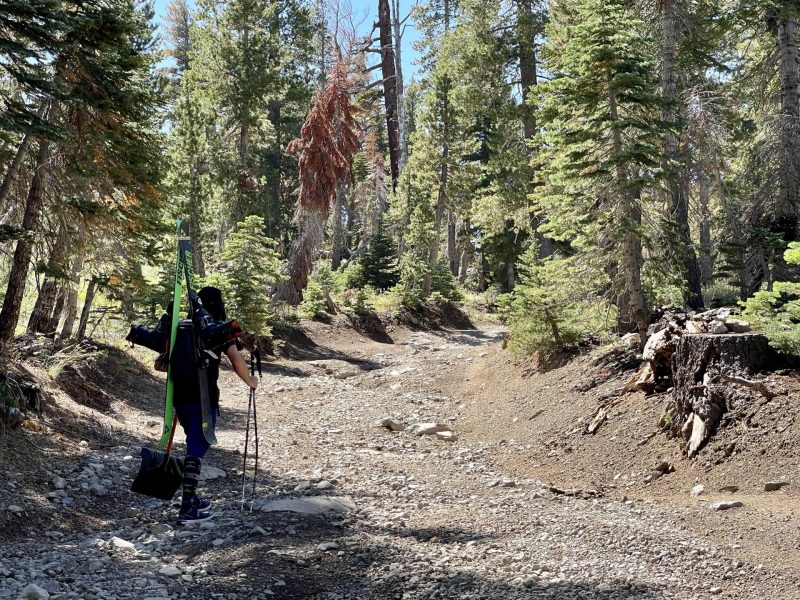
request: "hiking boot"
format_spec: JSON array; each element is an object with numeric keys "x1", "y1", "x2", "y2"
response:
[
  {"x1": 173, "y1": 495, "x2": 212, "y2": 511},
  {"x1": 178, "y1": 502, "x2": 214, "y2": 524}
]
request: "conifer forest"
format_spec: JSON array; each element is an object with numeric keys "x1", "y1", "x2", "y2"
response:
[
  {"x1": 2, "y1": 1, "x2": 800, "y2": 599},
  {"x1": 1, "y1": 0, "x2": 799, "y2": 355}
]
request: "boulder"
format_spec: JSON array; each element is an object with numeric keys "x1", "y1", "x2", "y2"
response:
[
  {"x1": 712, "y1": 500, "x2": 743, "y2": 511},
  {"x1": 17, "y1": 583, "x2": 50, "y2": 600}
]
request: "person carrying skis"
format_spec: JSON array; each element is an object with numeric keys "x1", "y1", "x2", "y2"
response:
[{"x1": 128, "y1": 286, "x2": 258, "y2": 523}]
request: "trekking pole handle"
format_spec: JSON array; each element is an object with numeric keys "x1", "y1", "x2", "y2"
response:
[{"x1": 251, "y1": 347, "x2": 262, "y2": 378}]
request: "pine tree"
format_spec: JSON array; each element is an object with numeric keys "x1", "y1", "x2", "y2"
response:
[
  {"x1": 534, "y1": 0, "x2": 668, "y2": 343},
  {"x1": 361, "y1": 221, "x2": 400, "y2": 290}
]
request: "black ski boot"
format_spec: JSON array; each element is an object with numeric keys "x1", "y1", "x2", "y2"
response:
[{"x1": 178, "y1": 456, "x2": 214, "y2": 524}]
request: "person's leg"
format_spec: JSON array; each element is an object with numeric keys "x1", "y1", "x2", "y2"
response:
[{"x1": 175, "y1": 402, "x2": 212, "y2": 520}]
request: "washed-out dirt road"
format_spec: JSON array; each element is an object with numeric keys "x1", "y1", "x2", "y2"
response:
[{"x1": 1, "y1": 321, "x2": 797, "y2": 599}]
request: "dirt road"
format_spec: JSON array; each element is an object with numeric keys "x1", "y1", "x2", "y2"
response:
[{"x1": 1, "y1": 322, "x2": 796, "y2": 599}]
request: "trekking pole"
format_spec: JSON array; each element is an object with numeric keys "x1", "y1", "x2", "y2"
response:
[
  {"x1": 240, "y1": 347, "x2": 262, "y2": 513},
  {"x1": 249, "y1": 347, "x2": 262, "y2": 511},
  {"x1": 240, "y1": 386, "x2": 252, "y2": 512}
]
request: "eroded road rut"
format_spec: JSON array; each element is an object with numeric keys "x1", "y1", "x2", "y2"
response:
[{"x1": 1, "y1": 326, "x2": 782, "y2": 599}]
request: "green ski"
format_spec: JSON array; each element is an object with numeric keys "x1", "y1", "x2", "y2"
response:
[
  {"x1": 159, "y1": 219, "x2": 185, "y2": 449},
  {"x1": 177, "y1": 220, "x2": 217, "y2": 446}
]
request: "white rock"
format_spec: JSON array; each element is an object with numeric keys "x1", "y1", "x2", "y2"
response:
[
  {"x1": 318, "y1": 542, "x2": 340, "y2": 552},
  {"x1": 710, "y1": 320, "x2": 728, "y2": 335},
  {"x1": 261, "y1": 496, "x2": 355, "y2": 515},
  {"x1": 200, "y1": 465, "x2": 227, "y2": 481},
  {"x1": 51, "y1": 476, "x2": 66, "y2": 490},
  {"x1": 724, "y1": 318, "x2": 752, "y2": 333},
  {"x1": 412, "y1": 422, "x2": 451, "y2": 436},
  {"x1": 158, "y1": 566, "x2": 182, "y2": 577},
  {"x1": 16, "y1": 583, "x2": 50, "y2": 600},
  {"x1": 642, "y1": 329, "x2": 670, "y2": 361},
  {"x1": 712, "y1": 500, "x2": 743, "y2": 511},
  {"x1": 314, "y1": 480, "x2": 333, "y2": 490},
  {"x1": 690, "y1": 484, "x2": 705, "y2": 497},
  {"x1": 377, "y1": 418, "x2": 406, "y2": 432},
  {"x1": 436, "y1": 431, "x2": 457, "y2": 442},
  {"x1": 686, "y1": 321, "x2": 705, "y2": 334},
  {"x1": 108, "y1": 536, "x2": 136, "y2": 551},
  {"x1": 7, "y1": 504, "x2": 23, "y2": 513}
]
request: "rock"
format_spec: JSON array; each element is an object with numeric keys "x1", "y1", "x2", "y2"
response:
[
  {"x1": 314, "y1": 480, "x2": 333, "y2": 490},
  {"x1": 764, "y1": 481, "x2": 789, "y2": 492},
  {"x1": 200, "y1": 465, "x2": 227, "y2": 481},
  {"x1": 294, "y1": 481, "x2": 312, "y2": 492},
  {"x1": 88, "y1": 483, "x2": 106, "y2": 496},
  {"x1": 724, "y1": 318, "x2": 752, "y2": 333},
  {"x1": 690, "y1": 484, "x2": 705, "y2": 497},
  {"x1": 709, "y1": 320, "x2": 729, "y2": 335},
  {"x1": 107, "y1": 536, "x2": 136, "y2": 551},
  {"x1": 719, "y1": 485, "x2": 739, "y2": 493},
  {"x1": 261, "y1": 496, "x2": 356, "y2": 515},
  {"x1": 317, "y1": 542, "x2": 340, "y2": 552},
  {"x1": 685, "y1": 321, "x2": 705, "y2": 334},
  {"x1": 712, "y1": 501, "x2": 743, "y2": 511},
  {"x1": 435, "y1": 431, "x2": 457, "y2": 442},
  {"x1": 377, "y1": 418, "x2": 406, "y2": 432},
  {"x1": 158, "y1": 566, "x2": 182, "y2": 577},
  {"x1": 51, "y1": 476, "x2": 66, "y2": 490},
  {"x1": 620, "y1": 333, "x2": 640, "y2": 348},
  {"x1": 7, "y1": 504, "x2": 23, "y2": 513},
  {"x1": 16, "y1": 583, "x2": 50, "y2": 599},
  {"x1": 710, "y1": 587, "x2": 723, "y2": 595},
  {"x1": 412, "y1": 422, "x2": 451, "y2": 436}
]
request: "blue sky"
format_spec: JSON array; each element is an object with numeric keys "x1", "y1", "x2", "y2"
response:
[{"x1": 151, "y1": 0, "x2": 422, "y2": 80}]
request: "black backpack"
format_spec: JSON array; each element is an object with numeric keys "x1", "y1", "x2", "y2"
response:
[{"x1": 170, "y1": 319, "x2": 199, "y2": 385}]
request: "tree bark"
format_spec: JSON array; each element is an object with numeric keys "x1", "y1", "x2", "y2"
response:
[
  {"x1": 447, "y1": 216, "x2": 458, "y2": 276},
  {"x1": 391, "y1": 0, "x2": 408, "y2": 173},
  {"x1": 698, "y1": 168, "x2": 713, "y2": 286},
  {"x1": 59, "y1": 252, "x2": 84, "y2": 340},
  {"x1": 331, "y1": 180, "x2": 347, "y2": 270},
  {"x1": 27, "y1": 220, "x2": 70, "y2": 335},
  {"x1": 273, "y1": 204, "x2": 328, "y2": 305},
  {"x1": 378, "y1": 0, "x2": 401, "y2": 190},
  {"x1": 0, "y1": 136, "x2": 52, "y2": 342},
  {"x1": 661, "y1": 0, "x2": 703, "y2": 310},
  {"x1": 0, "y1": 103, "x2": 47, "y2": 216},
  {"x1": 776, "y1": 13, "x2": 800, "y2": 222},
  {"x1": 671, "y1": 332, "x2": 775, "y2": 456},
  {"x1": 76, "y1": 277, "x2": 97, "y2": 340},
  {"x1": 608, "y1": 79, "x2": 648, "y2": 343}
]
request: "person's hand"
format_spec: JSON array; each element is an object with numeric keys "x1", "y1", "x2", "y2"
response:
[{"x1": 249, "y1": 375, "x2": 259, "y2": 390}]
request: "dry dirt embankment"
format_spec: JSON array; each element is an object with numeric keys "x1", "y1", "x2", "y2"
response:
[{"x1": 1, "y1": 315, "x2": 799, "y2": 600}]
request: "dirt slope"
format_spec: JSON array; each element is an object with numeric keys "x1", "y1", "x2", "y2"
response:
[{"x1": 0, "y1": 320, "x2": 799, "y2": 600}]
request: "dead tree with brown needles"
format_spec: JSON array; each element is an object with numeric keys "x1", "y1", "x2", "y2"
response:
[{"x1": 272, "y1": 62, "x2": 361, "y2": 305}]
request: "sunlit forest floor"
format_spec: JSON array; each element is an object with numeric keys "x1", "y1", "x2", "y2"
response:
[{"x1": 2, "y1": 314, "x2": 799, "y2": 599}]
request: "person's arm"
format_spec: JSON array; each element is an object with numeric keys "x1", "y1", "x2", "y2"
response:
[{"x1": 226, "y1": 344, "x2": 259, "y2": 389}]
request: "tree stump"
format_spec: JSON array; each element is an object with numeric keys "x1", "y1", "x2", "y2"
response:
[{"x1": 671, "y1": 333, "x2": 777, "y2": 457}]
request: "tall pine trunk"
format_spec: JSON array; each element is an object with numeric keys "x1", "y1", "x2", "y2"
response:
[
  {"x1": 776, "y1": 13, "x2": 800, "y2": 224},
  {"x1": 0, "y1": 104, "x2": 47, "y2": 216},
  {"x1": 447, "y1": 217, "x2": 458, "y2": 276},
  {"x1": 378, "y1": 0, "x2": 401, "y2": 190},
  {"x1": 27, "y1": 221, "x2": 70, "y2": 335},
  {"x1": 516, "y1": 0, "x2": 554, "y2": 259},
  {"x1": 76, "y1": 277, "x2": 97, "y2": 340},
  {"x1": 59, "y1": 252, "x2": 84, "y2": 340},
  {"x1": 698, "y1": 168, "x2": 713, "y2": 286},
  {"x1": 661, "y1": 0, "x2": 703, "y2": 309},
  {"x1": 0, "y1": 134, "x2": 52, "y2": 342},
  {"x1": 331, "y1": 180, "x2": 347, "y2": 270},
  {"x1": 391, "y1": 0, "x2": 408, "y2": 173},
  {"x1": 608, "y1": 81, "x2": 648, "y2": 343},
  {"x1": 273, "y1": 204, "x2": 328, "y2": 305}
]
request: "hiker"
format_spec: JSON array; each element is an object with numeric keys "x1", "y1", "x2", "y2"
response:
[{"x1": 128, "y1": 286, "x2": 258, "y2": 523}]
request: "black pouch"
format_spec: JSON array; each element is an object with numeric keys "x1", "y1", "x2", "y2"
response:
[{"x1": 130, "y1": 448, "x2": 184, "y2": 501}]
